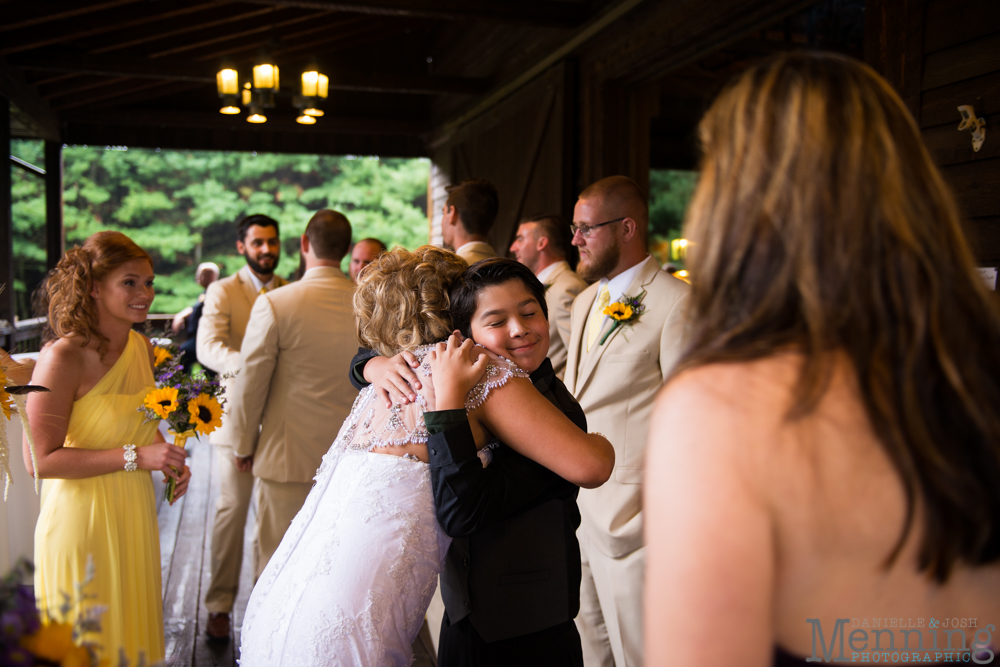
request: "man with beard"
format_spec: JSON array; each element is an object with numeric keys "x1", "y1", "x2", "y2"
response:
[
  {"x1": 197, "y1": 213, "x2": 288, "y2": 641},
  {"x1": 563, "y1": 177, "x2": 689, "y2": 667}
]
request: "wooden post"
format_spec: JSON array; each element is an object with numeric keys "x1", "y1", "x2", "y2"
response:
[
  {"x1": 865, "y1": 0, "x2": 925, "y2": 122},
  {"x1": 0, "y1": 96, "x2": 15, "y2": 325},
  {"x1": 44, "y1": 140, "x2": 64, "y2": 270}
]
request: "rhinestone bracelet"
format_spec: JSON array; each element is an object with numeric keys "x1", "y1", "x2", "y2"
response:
[{"x1": 123, "y1": 444, "x2": 138, "y2": 472}]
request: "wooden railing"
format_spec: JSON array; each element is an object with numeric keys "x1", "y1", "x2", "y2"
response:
[{"x1": 0, "y1": 314, "x2": 181, "y2": 353}]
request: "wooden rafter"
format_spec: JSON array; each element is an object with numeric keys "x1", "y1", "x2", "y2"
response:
[
  {"x1": 146, "y1": 9, "x2": 335, "y2": 58},
  {"x1": 240, "y1": 0, "x2": 588, "y2": 27},
  {"x1": 0, "y1": 2, "x2": 231, "y2": 56},
  {"x1": 52, "y1": 79, "x2": 167, "y2": 111},
  {"x1": 10, "y1": 51, "x2": 490, "y2": 95},
  {"x1": 0, "y1": 0, "x2": 146, "y2": 33},
  {"x1": 90, "y1": 6, "x2": 279, "y2": 55}
]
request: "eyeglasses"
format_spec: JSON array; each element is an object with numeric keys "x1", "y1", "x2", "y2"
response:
[{"x1": 569, "y1": 217, "x2": 625, "y2": 239}]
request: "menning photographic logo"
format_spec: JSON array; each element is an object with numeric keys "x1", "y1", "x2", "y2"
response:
[{"x1": 805, "y1": 618, "x2": 995, "y2": 663}]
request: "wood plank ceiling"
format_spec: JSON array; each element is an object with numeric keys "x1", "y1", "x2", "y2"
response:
[{"x1": 2, "y1": 0, "x2": 595, "y2": 156}]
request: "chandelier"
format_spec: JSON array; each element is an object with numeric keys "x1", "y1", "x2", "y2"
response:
[{"x1": 215, "y1": 56, "x2": 328, "y2": 126}]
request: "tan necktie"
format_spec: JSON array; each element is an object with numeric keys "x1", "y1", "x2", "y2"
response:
[
  {"x1": 587, "y1": 286, "x2": 611, "y2": 352},
  {"x1": 259, "y1": 286, "x2": 268, "y2": 295}
]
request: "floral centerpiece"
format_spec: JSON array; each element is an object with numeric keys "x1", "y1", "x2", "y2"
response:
[{"x1": 138, "y1": 340, "x2": 227, "y2": 503}]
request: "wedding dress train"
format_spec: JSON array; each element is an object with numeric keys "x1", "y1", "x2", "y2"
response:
[{"x1": 240, "y1": 346, "x2": 527, "y2": 666}]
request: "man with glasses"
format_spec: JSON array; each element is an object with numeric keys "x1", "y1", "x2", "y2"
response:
[{"x1": 564, "y1": 176, "x2": 690, "y2": 667}]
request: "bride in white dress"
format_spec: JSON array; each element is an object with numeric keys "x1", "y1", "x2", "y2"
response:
[{"x1": 240, "y1": 246, "x2": 612, "y2": 666}]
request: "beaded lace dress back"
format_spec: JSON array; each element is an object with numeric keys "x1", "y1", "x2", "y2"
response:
[{"x1": 240, "y1": 345, "x2": 528, "y2": 666}]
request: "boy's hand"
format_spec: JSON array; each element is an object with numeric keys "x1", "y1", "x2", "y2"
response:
[
  {"x1": 428, "y1": 332, "x2": 488, "y2": 410},
  {"x1": 364, "y1": 351, "x2": 422, "y2": 407}
]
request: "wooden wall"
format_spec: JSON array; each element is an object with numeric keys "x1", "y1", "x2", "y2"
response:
[
  {"x1": 428, "y1": 62, "x2": 574, "y2": 256},
  {"x1": 869, "y1": 0, "x2": 1000, "y2": 262}
]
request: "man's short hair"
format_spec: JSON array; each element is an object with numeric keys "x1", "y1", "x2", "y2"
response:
[
  {"x1": 237, "y1": 213, "x2": 280, "y2": 242},
  {"x1": 355, "y1": 237, "x2": 387, "y2": 253},
  {"x1": 445, "y1": 179, "x2": 499, "y2": 237},
  {"x1": 521, "y1": 214, "x2": 570, "y2": 259},
  {"x1": 305, "y1": 210, "x2": 352, "y2": 261}
]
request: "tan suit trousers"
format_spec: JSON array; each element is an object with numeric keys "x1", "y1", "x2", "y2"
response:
[
  {"x1": 204, "y1": 444, "x2": 255, "y2": 613},
  {"x1": 251, "y1": 478, "x2": 312, "y2": 581},
  {"x1": 576, "y1": 525, "x2": 645, "y2": 667}
]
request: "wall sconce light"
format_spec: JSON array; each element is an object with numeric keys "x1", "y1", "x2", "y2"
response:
[
  {"x1": 671, "y1": 238, "x2": 689, "y2": 261},
  {"x1": 958, "y1": 105, "x2": 986, "y2": 152}
]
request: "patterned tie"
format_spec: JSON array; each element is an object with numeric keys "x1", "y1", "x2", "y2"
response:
[{"x1": 587, "y1": 286, "x2": 611, "y2": 352}]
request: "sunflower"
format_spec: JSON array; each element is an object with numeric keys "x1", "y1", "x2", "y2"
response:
[
  {"x1": 144, "y1": 386, "x2": 179, "y2": 419},
  {"x1": 188, "y1": 393, "x2": 223, "y2": 435},
  {"x1": 603, "y1": 302, "x2": 633, "y2": 321},
  {"x1": 153, "y1": 346, "x2": 173, "y2": 367}
]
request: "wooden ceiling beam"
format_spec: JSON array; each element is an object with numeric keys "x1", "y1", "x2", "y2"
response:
[
  {"x1": 146, "y1": 9, "x2": 334, "y2": 58},
  {"x1": 66, "y1": 108, "x2": 430, "y2": 135},
  {"x1": 239, "y1": 0, "x2": 588, "y2": 27},
  {"x1": 90, "y1": 6, "x2": 279, "y2": 55},
  {"x1": 0, "y1": 2, "x2": 230, "y2": 56},
  {"x1": 52, "y1": 79, "x2": 167, "y2": 111},
  {"x1": 41, "y1": 76, "x2": 131, "y2": 101},
  {"x1": 10, "y1": 52, "x2": 489, "y2": 95},
  {"x1": 185, "y1": 15, "x2": 369, "y2": 61},
  {"x1": 0, "y1": 0, "x2": 146, "y2": 33}
]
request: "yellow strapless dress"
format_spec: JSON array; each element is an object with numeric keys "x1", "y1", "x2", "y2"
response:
[{"x1": 34, "y1": 330, "x2": 164, "y2": 664}]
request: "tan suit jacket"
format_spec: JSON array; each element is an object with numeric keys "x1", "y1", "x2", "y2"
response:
[
  {"x1": 542, "y1": 262, "x2": 588, "y2": 379},
  {"x1": 196, "y1": 267, "x2": 288, "y2": 445},
  {"x1": 456, "y1": 241, "x2": 497, "y2": 265},
  {"x1": 565, "y1": 257, "x2": 689, "y2": 558},
  {"x1": 229, "y1": 267, "x2": 358, "y2": 484}
]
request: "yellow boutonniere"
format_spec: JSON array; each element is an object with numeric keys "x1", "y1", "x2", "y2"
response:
[
  {"x1": 603, "y1": 302, "x2": 633, "y2": 321},
  {"x1": 598, "y1": 290, "x2": 647, "y2": 345},
  {"x1": 187, "y1": 393, "x2": 224, "y2": 435},
  {"x1": 144, "y1": 386, "x2": 179, "y2": 419},
  {"x1": 153, "y1": 346, "x2": 173, "y2": 367}
]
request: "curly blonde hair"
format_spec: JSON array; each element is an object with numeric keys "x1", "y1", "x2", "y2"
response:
[
  {"x1": 42, "y1": 231, "x2": 153, "y2": 355},
  {"x1": 354, "y1": 245, "x2": 467, "y2": 357}
]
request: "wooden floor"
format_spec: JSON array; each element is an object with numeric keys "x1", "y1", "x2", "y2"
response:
[{"x1": 156, "y1": 439, "x2": 437, "y2": 667}]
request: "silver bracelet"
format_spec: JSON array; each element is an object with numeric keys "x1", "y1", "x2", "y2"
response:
[{"x1": 123, "y1": 444, "x2": 138, "y2": 472}]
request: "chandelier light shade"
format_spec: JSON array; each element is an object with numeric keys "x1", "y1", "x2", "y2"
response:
[
  {"x1": 242, "y1": 82, "x2": 252, "y2": 106},
  {"x1": 253, "y1": 62, "x2": 279, "y2": 92},
  {"x1": 296, "y1": 114, "x2": 317, "y2": 125},
  {"x1": 303, "y1": 107, "x2": 324, "y2": 117},
  {"x1": 216, "y1": 68, "x2": 239, "y2": 96},
  {"x1": 247, "y1": 112, "x2": 267, "y2": 124},
  {"x1": 301, "y1": 71, "x2": 329, "y2": 99},
  {"x1": 220, "y1": 105, "x2": 241, "y2": 115}
]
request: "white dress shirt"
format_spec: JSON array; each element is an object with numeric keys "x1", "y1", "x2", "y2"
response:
[{"x1": 585, "y1": 255, "x2": 655, "y2": 331}]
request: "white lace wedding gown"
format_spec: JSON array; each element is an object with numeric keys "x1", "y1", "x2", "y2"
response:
[{"x1": 240, "y1": 346, "x2": 528, "y2": 666}]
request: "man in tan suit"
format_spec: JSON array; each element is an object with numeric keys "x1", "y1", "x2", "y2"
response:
[
  {"x1": 564, "y1": 177, "x2": 689, "y2": 667},
  {"x1": 229, "y1": 210, "x2": 358, "y2": 580},
  {"x1": 441, "y1": 178, "x2": 499, "y2": 264},
  {"x1": 510, "y1": 214, "x2": 587, "y2": 378},
  {"x1": 197, "y1": 213, "x2": 288, "y2": 640}
]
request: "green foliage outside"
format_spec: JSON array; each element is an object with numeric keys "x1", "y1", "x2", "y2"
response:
[
  {"x1": 648, "y1": 169, "x2": 698, "y2": 269},
  {"x1": 9, "y1": 141, "x2": 430, "y2": 317}
]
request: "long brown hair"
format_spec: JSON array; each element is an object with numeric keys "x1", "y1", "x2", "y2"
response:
[
  {"x1": 42, "y1": 231, "x2": 153, "y2": 356},
  {"x1": 677, "y1": 51, "x2": 1000, "y2": 581}
]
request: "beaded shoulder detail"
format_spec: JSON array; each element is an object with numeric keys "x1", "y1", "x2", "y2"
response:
[
  {"x1": 325, "y1": 344, "x2": 529, "y2": 460},
  {"x1": 416, "y1": 344, "x2": 530, "y2": 412}
]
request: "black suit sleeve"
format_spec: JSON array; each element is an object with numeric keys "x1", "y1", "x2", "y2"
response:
[
  {"x1": 349, "y1": 347, "x2": 378, "y2": 390},
  {"x1": 426, "y1": 410, "x2": 571, "y2": 539}
]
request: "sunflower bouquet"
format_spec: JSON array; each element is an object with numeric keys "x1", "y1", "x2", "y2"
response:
[{"x1": 139, "y1": 340, "x2": 226, "y2": 503}]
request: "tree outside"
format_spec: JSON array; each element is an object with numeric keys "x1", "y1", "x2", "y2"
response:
[
  {"x1": 648, "y1": 169, "x2": 698, "y2": 269},
  {"x1": 10, "y1": 142, "x2": 430, "y2": 317}
]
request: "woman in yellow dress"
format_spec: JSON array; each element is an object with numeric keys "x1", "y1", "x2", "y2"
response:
[{"x1": 26, "y1": 230, "x2": 192, "y2": 664}]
